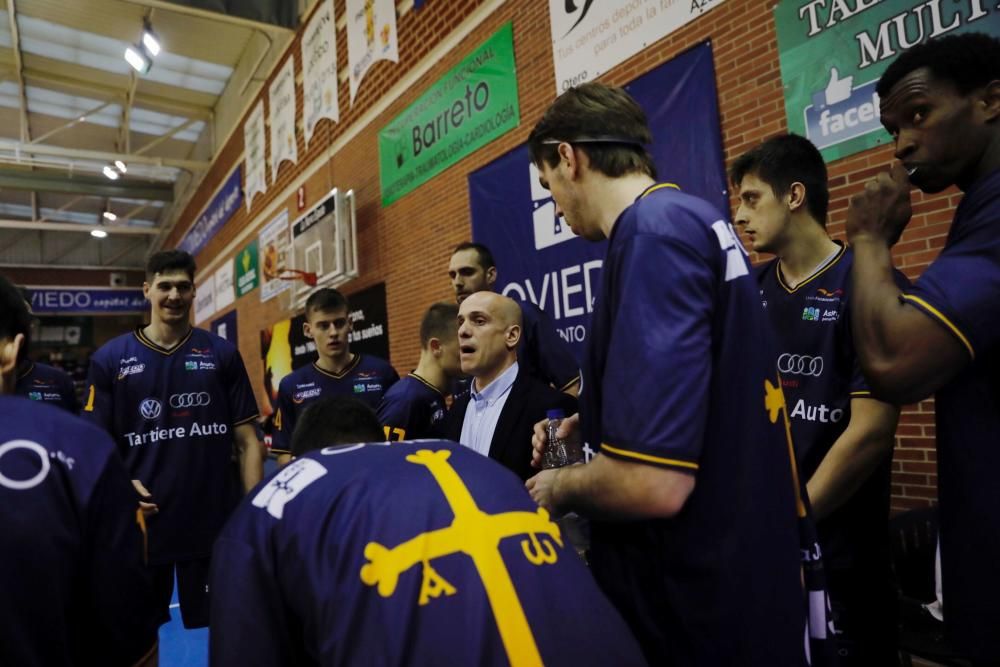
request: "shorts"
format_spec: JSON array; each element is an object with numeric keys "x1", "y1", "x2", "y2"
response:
[{"x1": 151, "y1": 557, "x2": 211, "y2": 629}]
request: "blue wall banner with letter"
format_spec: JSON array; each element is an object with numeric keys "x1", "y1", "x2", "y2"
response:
[
  {"x1": 468, "y1": 42, "x2": 728, "y2": 361},
  {"x1": 178, "y1": 166, "x2": 243, "y2": 256},
  {"x1": 210, "y1": 309, "x2": 239, "y2": 345},
  {"x1": 28, "y1": 287, "x2": 148, "y2": 314}
]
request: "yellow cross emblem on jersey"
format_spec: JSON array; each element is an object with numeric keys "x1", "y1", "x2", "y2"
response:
[{"x1": 360, "y1": 448, "x2": 563, "y2": 667}]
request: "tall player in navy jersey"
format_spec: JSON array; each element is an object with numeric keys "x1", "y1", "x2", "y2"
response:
[
  {"x1": 83, "y1": 250, "x2": 262, "y2": 629},
  {"x1": 377, "y1": 302, "x2": 461, "y2": 441},
  {"x1": 211, "y1": 395, "x2": 646, "y2": 667},
  {"x1": 523, "y1": 83, "x2": 816, "y2": 665},
  {"x1": 846, "y1": 33, "x2": 1000, "y2": 664},
  {"x1": 448, "y1": 242, "x2": 580, "y2": 395},
  {"x1": 272, "y1": 288, "x2": 399, "y2": 463},
  {"x1": 733, "y1": 134, "x2": 903, "y2": 666},
  {"x1": 0, "y1": 275, "x2": 159, "y2": 666}
]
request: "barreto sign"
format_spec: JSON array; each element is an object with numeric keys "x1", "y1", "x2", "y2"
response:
[
  {"x1": 774, "y1": 0, "x2": 1000, "y2": 161},
  {"x1": 377, "y1": 21, "x2": 520, "y2": 206}
]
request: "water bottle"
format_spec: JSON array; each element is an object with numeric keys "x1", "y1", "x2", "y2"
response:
[{"x1": 541, "y1": 408, "x2": 589, "y2": 557}]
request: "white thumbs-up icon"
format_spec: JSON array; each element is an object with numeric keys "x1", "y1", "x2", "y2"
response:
[{"x1": 824, "y1": 67, "x2": 853, "y2": 106}]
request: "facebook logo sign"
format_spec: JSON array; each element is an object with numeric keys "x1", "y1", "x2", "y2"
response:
[{"x1": 804, "y1": 68, "x2": 882, "y2": 150}]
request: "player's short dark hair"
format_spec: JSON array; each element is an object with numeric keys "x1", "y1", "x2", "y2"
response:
[
  {"x1": 730, "y1": 134, "x2": 830, "y2": 226},
  {"x1": 0, "y1": 275, "x2": 31, "y2": 365},
  {"x1": 452, "y1": 242, "x2": 495, "y2": 271},
  {"x1": 305, "y1": 288, "x2": 349, "y2": 316},
  {"x1": 877, "y1": 32, "x2": 1000, "y2": 98},
  {"x1": 528, "y1": 82, "x2": 657, "y2": 180},
  {"x1": 419, "y1": 302, "x2": 459, "y2": 348},
  {"x1": 147, "y1": 250, "x2": 196, "y2": 281},
  {"x1": 290, "y1": 396, "x2": 384, "y2": 456}
]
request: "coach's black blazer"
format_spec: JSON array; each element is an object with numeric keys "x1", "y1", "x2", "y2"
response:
[{"x1": 444, "y1": 366, "x2": 578, "y2": 481}]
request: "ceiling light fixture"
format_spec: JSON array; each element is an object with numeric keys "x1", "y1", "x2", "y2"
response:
[
  {"x1": 114, "y1": 160, "x2": 127, "y2": 173},
  {"x1": 142, "y1": 20, "x2": 161, "y2": 57},
  {"x1": 124, "y1": 45, "x2": 151, "y2": 73},
  {"x1": 103, "y1": 211, "x2": 117, "y2": 221},
  {"x1": 102, "y1": 165, "x2": 120, "y2": 180},
  {"x1": 91, "y1": 228, "x2": 108, "y2": 239}
]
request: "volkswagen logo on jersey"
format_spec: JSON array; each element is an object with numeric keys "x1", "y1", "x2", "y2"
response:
[
  {"x1": 139, "y1": 398, "x2": 162, "y2": 420},
  {"x1": 169, "y1": 392, "x2": 211, "y2": 408},
  {"x1": 777, "y1": 353, "x2": 824, "y2": 377}
]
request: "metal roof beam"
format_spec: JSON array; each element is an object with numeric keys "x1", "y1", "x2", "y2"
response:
[
  {"x1": 6, "y1": 0, "x2": 31, "y2": 144},
  {"x1": 0, "y1": 169, "x2": 174, "y2": 201},
  {"x1": 0, "y1": 139, "x2": 209, "y2": 172},
  {"x1": 117, "y1": 0, "x2": 295, "y2": 34},
  {"x1": 0, "y1": 219, "x2": 160, "y2": 236}
]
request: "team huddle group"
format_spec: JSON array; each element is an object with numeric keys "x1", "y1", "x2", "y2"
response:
[{"x1": 1, "y1": 31, "x2": 998, "y2": 667}]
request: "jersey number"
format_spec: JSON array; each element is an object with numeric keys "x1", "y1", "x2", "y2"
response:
[
  {"x1": 273, "y1": 409, "x2": 282, "y2": 431},
  {"x1": 83, "y1": 385, "x2": 96, "y2": 412},
  {"x1": 383, "y1": 426, "x2": 406, "y2": 442}
]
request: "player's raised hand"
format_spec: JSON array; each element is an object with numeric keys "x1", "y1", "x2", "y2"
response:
[
  {"x1": 847, "y1": 162, "x2": 913, "y2": 247},
  {"x1": 530, "y1": 412, "x2": 581, "y2": 469}
]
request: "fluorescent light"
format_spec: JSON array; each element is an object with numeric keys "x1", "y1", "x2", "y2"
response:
[
  {"x1": 102, "y1": 165, "x2": 120, "y2": 180},
  {"x1": 142, "y1": 30, "x2": 160, "y2": 57},
  {"x1": 90, "y1": 228, "x2": 108, "y2": 238},
  {"x1": 124, "y1": 46, "x2": 150, "y2": 73},
  {"x1": 103, "y1": 211, "x2": 117, "y2": 221},
  {"x1": 114, "y1": 160, "x2": 127, "y2": 173}
]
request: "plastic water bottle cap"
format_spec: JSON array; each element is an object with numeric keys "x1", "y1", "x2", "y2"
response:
[{"x1": 546, "y1": 408, "x2": 565, "y2": 420}]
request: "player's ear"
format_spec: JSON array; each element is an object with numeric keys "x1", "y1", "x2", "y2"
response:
[
  {"x1": 428, "y1": 337, "x2": 442, "y2": 357},
  {"x1": 787, "y1": 182, "x2": 807, "y2": 213},
  {"x1": 485, "y1": 265, "x2": 497, "y2": 289},
  {"x1": 505, "y1": 324, "x2": 521, "y2": 350},
  {"x1": 980, "y1": 79, "x2": 1000, "y2": 122},
  {"x1": 0, "y1": 333, "x2": 24, "y2": 376},
  {"x1": 302, "y1": 320, "x2": 313, "y2": 339}
]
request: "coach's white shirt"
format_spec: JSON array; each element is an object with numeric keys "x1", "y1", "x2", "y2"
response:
[{"x1": 459, "y1": 362, "x2": 518, "y2": 457}]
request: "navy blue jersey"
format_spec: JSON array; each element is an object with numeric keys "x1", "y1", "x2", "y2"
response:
[
  {"x1": 580, "y1": 184, "x2": 810, "y2": 665},
  {"x1": 273, "y1": 355, "x2": 399, "y2": 454},
  {"x1": 376, "y1": 373, "x2": 447, "y2": 441},
  {"x1": 83, "y1": 326, "x2": 259, "y2": 563},
  {"x1": 211, "y1": 440, "x2": 646, "y2": 666},
  {"x1": 516, "y1": 299, "x2": 580, "y2": 391},
  {"x1": 756, "y1": 243, "x2": 899, "y2": 569},
  {"x1": 15, "y1": 361, "x2": 80, "y2": 413},
  {"x1": 900, "y1": 168, "x2": 1000, "y2": 659},
  {"x1": 0, "y1": 396, "x2": 158, "y2": 667}
]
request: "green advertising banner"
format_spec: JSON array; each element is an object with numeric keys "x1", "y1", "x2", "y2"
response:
[
  {"x1": 235, "y1": 239, "x2": 260, "y2": 297},
  {"x1": 774, "y1": 0, "x2": 1000, "y2": 162},
  {"x1": 378, "y1": 22, "x2": 520, "y2": 206}
]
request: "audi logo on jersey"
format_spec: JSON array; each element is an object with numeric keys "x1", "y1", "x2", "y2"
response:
[
  {"x1": 169, "y1": 392, "x2": 211, "y2": 408},
  {"x1": 777, "y1": 353, "x2": 824, "y2": 377},
  {"x1": 139, "y1": 398, "x2": 162, "y2": 420}
]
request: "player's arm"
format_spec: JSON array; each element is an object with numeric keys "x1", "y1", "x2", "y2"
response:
[
  {"x1": 376, "y1": 391, "x2": 411, "y2": 441},
  {"x1": 84, "y1": 444, "x2": 160, "y2": 666},
  {"x1": 81, "y1": 353, "x2": 114, "y2": 431},
  {"x1": 847, "y1": 165, "x2": 969, "y2": 403},
  {"x1": 234, "y1": 422, "x2": 264, "y2": 492},
  {"x1": 528, "y1": 439, "x2": 695, "y2": 520},
  {"x1": 805, "y1": 397, "x2": 899, "y2": 520}
]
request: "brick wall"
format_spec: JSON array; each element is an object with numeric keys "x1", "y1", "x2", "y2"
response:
[{"x1": 166, "y1": 0, "x2": 946, "y2": 512}]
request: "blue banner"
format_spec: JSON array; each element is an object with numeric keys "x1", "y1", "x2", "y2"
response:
[
  {"x1": 468, "y1": 42, "x2": 728, "y2": 360},
  {"x1": 178, "y1": 166, "x2": 243, "y2": 256},
  {"x1": 28, "y1": 288, "x2": 147, "y2": 314},
  {"x1": 211, "y1": 309, "x2": 238, "y2": 345}
]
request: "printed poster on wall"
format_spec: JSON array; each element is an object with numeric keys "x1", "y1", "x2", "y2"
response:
[
  {"x1": 346, "y1": 282, "x2": 390, "y2": 361},
  {"x1": 236, "y1": 239, "x2": 260, "y2": 297},
  {"x1": 211, "y1": 309, "x2": 238, "y2": 345},
  {"x1": 269, "y1": 57, "x2": 299, "y2": 181},
  {"x1": 346, "y1": 0, "x2": 399, "y2": 103},
  {"x1": 244, "y1": 101, "x2": 268, "y2": 210},
  {"x1": 774, "y1": 0, "x2": 1000, "y2": 162},
  {"x1": 549, "y1": 0, "x2": 728, "y2": 95},
  {"x1": 213, "y1": 261, "x2": 235, "y2": 311},
  {"x1": 178, "y1": 166, "x2": 242, "y2": 256},
  {"x1": 194, "y1": 276, "x2": 216, "y2": 325},
  {"x1": 469, "y1": 43, "x2": 728, "y2": 361},
  {"x1": 302, "y1": 0, "x2": 339, "y2": 147},
  {"x1": 378, "y1": 22, "x2": 519, "y2": 206},
  {"x1": 258, "y1": 210, "x2": 292, "y2": 302}
]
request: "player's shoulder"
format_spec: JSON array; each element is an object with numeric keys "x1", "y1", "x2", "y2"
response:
[
  {"x1": 279, "y1": 363, "x2": 313, "y2": 391},
  {"x1": 359, "y1": 354, "x2": 396, "y2": 375},
  {"x1": 0, "y1": 396, "x2": 116, "y2": 468},
  {"x1": 92, "y1": 329, "x2": 141, "y2": 361},
  {"x1": 188, "y1": 327, "x2": 238, "y2": 356},
  {"x1": 754, "y1": 256, "x2": 779, "y2": 283},
  {"x1": 631, "y1": 184, "x2": 726, "y2": 236}
]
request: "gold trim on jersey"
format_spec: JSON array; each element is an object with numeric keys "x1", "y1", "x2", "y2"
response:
[
  {"x1": 16, "y1": 362, "x2": 34, "y2": 381},
  {"x1": 901, "y1": 294, "x2": 975, "y2": 359},
  {"x1": 233, "y1": 414, "x2": 260, "y2": 427},
  {"x1": 133, "y1": 326, "x2": 194, "y2": 355},
  {"x1": 849, "y1": 390, "x2": 872, "y2": 398},
  {"x1": 558, "y1": 375, "x2": 581, "y2": 393},
  {"x1": 639, "y1": 182, "x2": 681, "y2": 199},
  {"x1": 409, "y1": 372, "x2": 445, "y2": 397},
  {"x1": 600, "y1": 442, "x2": 699, "y2": 470},
  {"x1": 775, "y1": 242, "x2": 847, "y2": 294},
  {"x1": 313, "y1": 354, "x2": 361, "y2": 379}
]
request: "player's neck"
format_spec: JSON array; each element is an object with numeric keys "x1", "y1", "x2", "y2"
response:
[
  {"x1": 413, "y1": 354, "x2": 448, "y2": 393},
  {"x1": 776, "y1": 223, "x2": 839, "y2": 287},
  {"x1": 316, "y1": 351, "x2": 355, "y2": 375},
  {"x1": 597, "y1": 172, "x2": 657, "y2": 238},
  {"x1": 143, "y1": 320, "x2": 191, "y2": 349}
]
